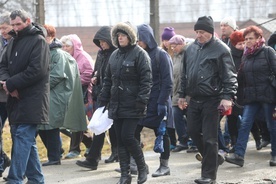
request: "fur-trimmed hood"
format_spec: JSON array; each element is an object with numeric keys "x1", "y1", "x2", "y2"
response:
[{"x1": 111, "y1": 22, "x2": 137, "y2": 47}]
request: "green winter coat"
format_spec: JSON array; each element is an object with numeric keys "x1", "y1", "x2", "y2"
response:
[{"x1": 38, "y1": 39, "x2": 87, "y2": 131}]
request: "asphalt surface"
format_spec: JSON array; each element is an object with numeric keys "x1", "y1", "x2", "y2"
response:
[{"x1": 1, "y1": 140, "x2": 276, "y2": 184}]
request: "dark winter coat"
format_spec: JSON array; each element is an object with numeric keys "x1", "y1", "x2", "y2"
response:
[
  {"x1": 92, "y1": 26, "x2": 116, "y2": 101},
  {"x1": 239, "y1": 46, "x2": 276, "y2": 104},
  {"x1": 268, "y1": 31, "x2": 276, "y2": 50},
  {"x1": 0, "y1": 24, "x2": 50, "y2": 125},
  {"x1": 231, "y1": 46, "x2": 244, "y2": 115},
  {"x1": 99, "y1": 22, "x2": 152, "y2": 119},
  {"x1": 38, "y1": 39, "x2": 87, "y2": 131},
  {"x1": 0, "y1": 36, "x2": 9, "y2": 103},
  {"x1": 179, "y1": 37, "x2": 237, "y2": 101},
  {"x1": 137, "y1": 24, "x2": 174, "y2": 128}
]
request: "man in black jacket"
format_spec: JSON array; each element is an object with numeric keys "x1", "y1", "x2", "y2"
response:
[
  {"x1": 0, "y1": 9, "x2": 50, "y2": 184},
  {"x1": 178, "y1": 16, "x2": 237, "y2": 184}
]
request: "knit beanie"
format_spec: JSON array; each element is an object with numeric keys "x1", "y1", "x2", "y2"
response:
[
  {"x1": 194, "y1": 16, "x2": 214, "y2": 34},
  {"x1": 230, "y1": 30, "x2": 244, "y2": 46},
  {"x1": 161, "y1": 27, "x2": 176, "y2": 41},
  {"x1": 220, "y1": 17, "x2": 237, "y2": 30},
  {"x1": 169, "y1": 35, "x2": 186, "y2": 45}
]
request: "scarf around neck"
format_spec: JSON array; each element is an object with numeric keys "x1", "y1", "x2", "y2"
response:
[{"x1": 244, "y1": 37, "x2": 265, "y2": 56}]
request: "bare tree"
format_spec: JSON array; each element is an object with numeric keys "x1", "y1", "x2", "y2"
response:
[
  {"x1": 0, "y1": 0, "x2": 34, "y2": 17},
  {"x1": 0, "y1": 0, "x2": 10, "y2": 9}
]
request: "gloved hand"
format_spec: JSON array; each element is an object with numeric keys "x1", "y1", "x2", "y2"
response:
[
  {"x1": 135, "y1": 101, "x2": 146, "y2": 114},
  {"x1": 157, "y1": 104, "x2": 167, "y2": 117}
]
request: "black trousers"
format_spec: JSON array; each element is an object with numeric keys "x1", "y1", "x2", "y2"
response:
[
  {"x1": 86, "y1": 124, "x2": 117, "y2": 163},
  {"x1": 187, "y1": 98, "x2": 220, "y2": 180},
  {"x1": 60, "y1": 130, "x2": 92, "y2": 153},
  {"x1": 0, "y1": 102, "x2": 7, "y2": 126},
  {"x1": 135, "y1": 124, "x2": 170, "y2": 160},
  {"x1": 39, "y1": 128, "x2": 61, "y2": 161},
  {"x1": 167, "y1": 127, "x2": 176, "y2": 147},
  {"x1": 114, "y1": 118, "x2": 146, "y2": 173}
]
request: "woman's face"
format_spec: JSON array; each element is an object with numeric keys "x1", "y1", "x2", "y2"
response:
[
  {"x1": 244, "y1": 32, "x2": 260, "y2": 48},
  {"x1": 170, "y1": 44, "x2": 184, "y2": 54},
  {"x1": 137, "y1": 40, "x2": 147, "y2": 49},
  {"x1": 62, "y1": 44, "x2": 74, "y2": 56},
  {"x1": 99, "y1": 40, "x2": 110, "y2": 50},
  {"x1": 235, "y1": 41, "x2": 245, "y2": 50},
  {"x1": 162, "y1": 40, "x2": 170, "y2": 49},
  {"x1": 117, "y1": 32, "x2": 129, "y2": 47}
]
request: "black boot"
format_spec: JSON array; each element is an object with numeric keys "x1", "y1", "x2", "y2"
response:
[
  {"x1": 117, "y1": 148, "x2": 132, "y2": 184},
  {"x1": 128, "y1": 143, "x2": 148, "y2": 184},
  {"x1": 117, "y1": 174, "x2": 132, "y2": 184},
  {"x1": 152, "y1": 158, "x2": 170, "y2": 177},
  {"x1": 135, "y1": 154, "x2": 147, "y2": 184},
  {"x1": 105, "y1": 146, "x2": 119, "y2": 163}
]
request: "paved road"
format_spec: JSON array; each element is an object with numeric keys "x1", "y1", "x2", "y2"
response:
[{"x1": 1, "y1": 140, "x2": 275, "y2": 184}]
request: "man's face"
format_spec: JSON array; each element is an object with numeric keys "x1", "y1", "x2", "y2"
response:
[
  {"x1": 195, "y1": 30, "x2": 212, "y2": 44},
  {"x1": 220, "y1": 23, "x2": 234, "y2": 38},
  {"x1": 10, "y1": 16, "x2": 30, "y2": 34},
  {"x1": 0, "y1": 23, "x2": 12, "y2": 40}
]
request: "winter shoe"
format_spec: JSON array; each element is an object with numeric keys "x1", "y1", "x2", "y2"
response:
[
  {"x1": 269, "y1": 156, "x2": 276, "y2": 166},
  {"x1": 105, "y1": 147, "x2": 119, "y2": 163},
  {"x1": 152, "y1": 158, "x2": 170, "y2": 177},
  {"x1": 225, "y1": 153, "x2": 244, "y2": 167}
]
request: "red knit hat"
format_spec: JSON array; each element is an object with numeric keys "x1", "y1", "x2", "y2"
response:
[{"x1": 230, "y1": 30, "x2": 244, "y2": 46}]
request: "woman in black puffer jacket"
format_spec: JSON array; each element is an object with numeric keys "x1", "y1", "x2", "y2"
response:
[{"x1": 98, "y1": 22, "x2": 152, "y2": 184}]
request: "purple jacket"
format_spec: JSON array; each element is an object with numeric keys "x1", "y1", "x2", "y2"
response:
[{"x1": 68, "y1": 34, "x2": 93, "y2": 86}]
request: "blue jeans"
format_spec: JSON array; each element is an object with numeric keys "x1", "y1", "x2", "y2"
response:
[
  {"x1": 8, "y1": 124, "x2": 44, "y2": 184},
  {"x1": 235, "y1": 102, "x2": 276, "y2": 157},
  {"x1": 172, "y1": 106, "x2": 188, "y2": 145}
]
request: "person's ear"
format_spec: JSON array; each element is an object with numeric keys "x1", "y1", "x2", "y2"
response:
[{"x1": 26, "y1": 18, "x2": 31, "y2": 24}]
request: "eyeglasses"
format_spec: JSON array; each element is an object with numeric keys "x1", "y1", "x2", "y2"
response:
[{"x1": 170, "y1": 45, "x2": 178, "y2": 49}]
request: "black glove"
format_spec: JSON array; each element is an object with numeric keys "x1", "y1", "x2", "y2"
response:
[
  {"x1": 157, "y1": 104, "x2": 167, "y2": 117},
  {"x1": 135, "y1": 101, "x2": 146, "y2": 114}
]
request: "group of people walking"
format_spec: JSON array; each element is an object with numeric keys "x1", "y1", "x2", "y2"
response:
[{"x1": 0, "y1": 8, "x2": 275, "y2": 184}]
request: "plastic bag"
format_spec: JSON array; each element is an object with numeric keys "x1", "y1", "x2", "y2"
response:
[
  {"x1": 154, "y1": 135, "x2": 164, "y2": 153},
  {"x1": 87, "y1": 106, "x2": 113, "y2": 135},
  {"x1": 153, "y1": 118, "x2": 167, "y2": 153}
]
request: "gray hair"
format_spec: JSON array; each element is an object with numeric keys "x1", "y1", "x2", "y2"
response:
[
  {"x1": 10, "y1": 9, "x2": 30, "y2": 22},
  {"x1": 0, "y1": 12, "x2": 11, "y2": 25},
  {"x1": 60, "y1": 35, "x2": 73, "y2": 46}
]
